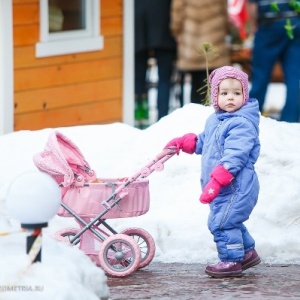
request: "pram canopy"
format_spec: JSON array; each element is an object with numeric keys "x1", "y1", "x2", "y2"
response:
[
  {"x1": 33, "y1": 131, "x2": 96, "y2": 187},
  {"x1": 33, "y1": 130, "x2": 151, "y2": 219}
]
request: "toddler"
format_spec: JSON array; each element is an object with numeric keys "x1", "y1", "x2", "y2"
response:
[{"x1": 165, "y1": 66, "x2": 261, "y2": 277}]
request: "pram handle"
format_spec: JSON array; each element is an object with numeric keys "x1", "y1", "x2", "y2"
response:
[
  {"x1": 135, "y1": 147, "x2": 177, "y2": 179},
  {"x1": 123, "y1": 147, "x2": 177, "y2": 184},
  {"x1": 100, "y1": 147, "x2": 177, "y2": 209}
]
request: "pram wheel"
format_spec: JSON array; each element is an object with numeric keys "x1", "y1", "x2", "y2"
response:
[
  {"x1": 98, "y1": 233, "x2": 141, "y2": 277},
  {"x1": 121, "y1": 227, "x2": 155, "y2": 269},
  {"x1": 54, "y1": 228, "x2": 81, "y2": 247}
]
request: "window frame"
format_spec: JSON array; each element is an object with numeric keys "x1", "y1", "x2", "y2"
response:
[{"x1": 35, "y1": 0, "x2": 103, "y2": 57}]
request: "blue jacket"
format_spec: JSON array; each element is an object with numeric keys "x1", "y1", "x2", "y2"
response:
[{"x1": 195, "y1": 98, "x2": 260, "y2": 225}]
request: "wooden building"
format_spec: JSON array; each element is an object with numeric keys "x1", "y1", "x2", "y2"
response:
[{"x1": 0, "y1": 0, "x2": 134, "y2": 135}]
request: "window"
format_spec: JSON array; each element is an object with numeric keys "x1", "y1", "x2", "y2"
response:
[{"x1": 36, "y1": 0, "x2": 103, "y2": 57}]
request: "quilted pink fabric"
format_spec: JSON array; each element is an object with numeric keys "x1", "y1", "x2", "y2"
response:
[
  {"x1": 33, "y1": 131, "x2": 96, "y2": 187},
  {"x1": 209, "y1": 66, "x2": 249, "y2": 110}
]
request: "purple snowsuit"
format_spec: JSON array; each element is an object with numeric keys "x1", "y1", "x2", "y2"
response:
[{"x1": 195, "y1": 98, "x2": 260, "y2": 262}]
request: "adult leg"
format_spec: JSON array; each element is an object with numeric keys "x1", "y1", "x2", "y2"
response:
[
  {"x1": 280, "y1": 20, "x2": 300, "y2": 122},
  {"x1": 135, "y1": 50, "x2": 149, "y2": 128},
  {"x1": 135, "y1": 50, "x2": 149, "y2": 97},
  {"x1": 155, "y1": 48, "x2": 176, "y2": 120},
  {"x1": 190, "y1": 70, "x2": 208, "y2": 105},
  {"x1": 179, "y1": 71, "x2": 185, "y2": 107},
  {"x1": 250, "y1": 24, "x2": 282, "y2": 112}
]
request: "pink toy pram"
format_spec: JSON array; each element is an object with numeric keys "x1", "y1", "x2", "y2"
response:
[{"x1": 33, "y1": 131, "x2": 176, "y2": 277}]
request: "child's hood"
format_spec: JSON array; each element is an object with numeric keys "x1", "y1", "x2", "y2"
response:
[{"x1": 215, "y1": 98, "x2": 260, "y2": 133}]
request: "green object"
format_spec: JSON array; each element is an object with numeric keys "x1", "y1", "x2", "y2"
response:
[
  {"x1": 141, "y1": 97, "x2": 149, "y2": 120},
  {"x1": 284, "y1": 19, "x2": 296, "y2": 39},
  {"x1": 134, "y1": 101, "x2": 143, "y2": 121},
  {"x1": 140, "y1": 96, "x2": 149, "y2": 129},
  {"x1": 270, "y1": 2, "x2": 280, "y2": 12},
  {"x1": 289, "y1": 1, "x2": 300, "y2": 12},
  {"x1": 134, "y1": 94, "x2": 149, "y2": 129},
  {"x1": 270, "y1": 1, "x2": 298, "y2": 39},
  {"x1": 134, "y1": 98, "x2": 142, "y2": 129}
]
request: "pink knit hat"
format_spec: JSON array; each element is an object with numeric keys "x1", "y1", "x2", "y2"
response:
[{"x1": 209, "y1": 66, "x2": 249, "y2": 110}]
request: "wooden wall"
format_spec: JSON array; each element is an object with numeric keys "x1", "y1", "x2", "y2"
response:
[{"x1": 13, "y1": 0, "x2": 123, "y2": 131}]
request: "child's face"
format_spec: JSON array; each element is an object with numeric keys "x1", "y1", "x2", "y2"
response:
[{"x1": 217, "y1": 78, "x2": 244, "y2": 112}]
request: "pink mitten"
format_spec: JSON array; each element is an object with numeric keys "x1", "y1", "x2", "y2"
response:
[
  {"x1": 164, "y1": 133, "x2": 197, "y2": 155},
  {"x1": 200, "y1": 165, "x2": 234, "y2": 204}
]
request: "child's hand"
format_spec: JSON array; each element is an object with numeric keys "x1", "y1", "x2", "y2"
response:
[
  {"x1": 200, "y1": 165, "x2": 234, "y2": 204},
  {"x1": 164, "y1": 133, "x2": 197, "y2": 155},
  {"x1": 200, "y1": 178, "x2": 221, "y2": 204}
]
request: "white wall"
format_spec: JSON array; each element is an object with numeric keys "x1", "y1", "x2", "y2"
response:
[
  {"x1": 0, "y1": 0, "x2": 14, "y2": 135},
  {"x1": 122, "y1": 0, "x2": 134, "y2": 126}
]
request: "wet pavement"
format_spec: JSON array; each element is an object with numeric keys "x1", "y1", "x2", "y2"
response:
[{"x1": 107, "y1": 263, "x2": 300, "y2": 299}]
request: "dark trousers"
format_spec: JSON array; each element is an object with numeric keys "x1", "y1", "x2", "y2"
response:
[
  {"x1": 191, "y1": 70, "x2": 207, "y2": 104},
  {"x1": 179, "y1": 70, "x2": 209, "y2": 105},
  {"x1": 250, "y1": 18, "x2": 300, "y2": 122},
  {"x1": 135, "y1": 48, "x2": 176, "y2": 120}
]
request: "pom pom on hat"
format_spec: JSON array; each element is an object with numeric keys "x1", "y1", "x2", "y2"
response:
[{"x1": 209, "y1": 66, "x2": 249, "y2": 110}]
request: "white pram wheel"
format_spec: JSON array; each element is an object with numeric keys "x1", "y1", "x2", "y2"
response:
[
  {"x1": 98, "y1": 233, "x2": 141, "y2": 277},
  {"x1": 121, "y1": 227, "x2": 155, "y2": 269},
  {"x1": 54, "y1": 228, "x2": 81, "y2": 247}
]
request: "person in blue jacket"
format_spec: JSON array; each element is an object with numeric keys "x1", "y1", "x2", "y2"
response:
[{"x1": 165, "y1": 66, "x2": 261, "y2": 277}]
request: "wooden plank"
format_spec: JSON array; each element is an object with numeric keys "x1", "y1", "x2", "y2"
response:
[
  {"x1": 14, "y1": 98, "x2": 122, "y2": 131},
  {"x1": 13, "y1": 0, "x2": 38, "y2": 4},
  {"x1": 13, "y1": 24, "x2": 39, "y2": 47},
  {"x1": 13, "y1": 0, "x2": 123, "y2": 16},
  {"x1": 101, "y1": 0, "x2": 122, "y2": 17},
  {"x1": 13, "y1": 3, "x2": 39, "y2": 26},
  {"x1": 14, "y1": 57, "x2": 122, "y2": 91},
  {"x1": 14, "y1": 78, "x2": 122, "y2": 113},
  {"x1": 101, "y1": 16, "x2": 123, "y2": 36},
  {"x1": 13, "y1": 0, "x2": 123, "y2": 18},
  {"x1": 14, "y1": 36, "x2": 122, "y2": 68}
]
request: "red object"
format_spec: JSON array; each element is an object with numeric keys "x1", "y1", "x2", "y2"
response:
[
  {"x1": 164, "y1": 133, "x2": 197, "y2": 155},
  {"x1": 228, "y1": 0, "x2": 248, "y2": 40},
  {"x1": 200, "y1": 165, "x2": 234, "y2": 204}
]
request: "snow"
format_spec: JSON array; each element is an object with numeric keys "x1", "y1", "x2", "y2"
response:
[{"x1": 1, "y1": 83, "x2": 300, "y2": 299}]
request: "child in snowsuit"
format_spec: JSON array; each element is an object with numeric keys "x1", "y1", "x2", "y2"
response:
[{"x1": 165, "y1": 66, "x2": 261, "y2": 277}]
